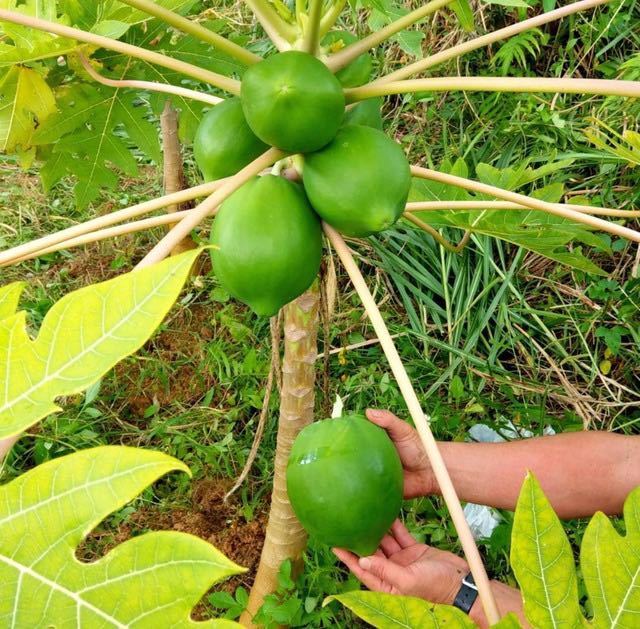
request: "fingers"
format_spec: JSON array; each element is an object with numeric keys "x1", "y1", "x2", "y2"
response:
[
  {"x1": 333, "y1": 548, "x2": 390, "y2": 593},
  {"x1": 366, "y1": 409, "x2": 413, "y2": 437},
  {"x1": 379, "y1": 533, "x2": 402, "y2": 557},
  {"x1": 391, "y1": 519, "x2": 417, "y2": 549},
  {"x1": 358, "y1": 554, "x2": 410, "y2": 592}
]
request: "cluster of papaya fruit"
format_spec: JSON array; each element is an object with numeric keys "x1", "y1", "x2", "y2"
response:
[{"x1": 194, "y1": 33, "x2": 411, "y2": 316}]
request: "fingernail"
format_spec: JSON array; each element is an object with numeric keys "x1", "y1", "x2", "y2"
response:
[
  {"x1": 358, "y1": 557, "x2": 372, "y2": 570},
  {"x1": 367, "y1": 409, "x2": 383, "y2": 418}
]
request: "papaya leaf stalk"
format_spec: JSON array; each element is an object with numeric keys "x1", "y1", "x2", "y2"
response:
[
  {"x1": 323, "y1": 223, "x2": 501, "y2": 625},
  {"x1": 371, "y1": 0, "x2": 610, "y2": 84},
  {"x1": 403, "y1": 214, "x2": 472, "y2": 253},
  {"x1": 243, "y1": 0, "x2": 297, "y2": 50},
  {"x1": 405, "y1": 201, "x2": 640, "y2": 217},
  {"x1": 318, "y1": 0, "x2": 349, "y2": 39},
  {"x1": 79, "y1": 53, "x2": 222, "y2": 106},
  {"x1": 301, "y1": 0, "x2": 324, "y2": 54},
  {"x1": 0, "y1": 181, "x2": 226, "y2": 267},
  {"x1": 0, "y1": 9, "x2": 241, "y2": 94},
  {"x1": 241, "y1": 285, "x2": 320, "y2": 627},
  {"x1": 410, "y1": 165, "x2": 640, "y2": 243},
  {"x1": 325, "y1": 0, "x2": 454, "y2": 72},
  {"x1": 115, "y1": 0, "x2": 262, "y2": 65},
  {"x1": 346, "y1": 76, "x2": 640, "y2": 102}
]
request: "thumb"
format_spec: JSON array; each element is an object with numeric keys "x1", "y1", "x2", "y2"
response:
[{"x1": 359, "y1": 555, "x2": 410, "y2": 591}]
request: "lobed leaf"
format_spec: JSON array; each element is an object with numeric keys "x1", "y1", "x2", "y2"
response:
[
  {"x1": 0, "y1": 249, "x2": 201, "y2": 440},
  {"x1": 581, "y1": 486, "x2": 640, "y2": 628},
  {"x1": 0, "y1": 445, "x2": 243, "y2": 627},
  {"x1": 0, "y1": 283, "x2": 24, "y2": 322},
  {"x1": 511, "y1": 473, "x2": 584, "y2": 629},
  {"x1": 327, "y1": 591, "x2": 477, "y2": 628}
]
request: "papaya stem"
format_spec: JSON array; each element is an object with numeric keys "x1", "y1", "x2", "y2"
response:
[
  {"x1": 0, "y1": 9, "x2": 241, "y2": 94},
  {"x1": 323, "y1": 222, "x2": 501, "y2": 625},
  {"x1": 301, "y1": 0, "x2": 324, "y2": 54},
  {"x1": 325, "y1": 0, "x2": 454, "y2": 72},
  {"x1": 137, "y1": 148, "x2": 285, "y2": 269},
  {"x1": 243, "y1": 0, "x2": 297, "y2": 50},
  {"x1": 0, "y1": 180, "x2": 227, "y2": 267},
  {"x1": 318, "y1": 0, "x2": 348, "y2": 39},
  {"x1": 403, "y1": 214, "x2": 471, "y2": 253},
  {"x1": 409, "y1": 165, "x2": 640, "y2": 243},
  {"x1": 346, "y1": 76, "x2": 640, "y2": 102},
  {"x1": 79, "y1": 53, "x2": 222, "y2": 106},
  {"x1": 405, "y1": 200, "x2": 640, "y2": 217},
  {"x1": 371, "y1": 0, "x2": 610, "y2": 84},
  {"x1": 114, "y1": 0, "x2": 261, "y2": 65}
]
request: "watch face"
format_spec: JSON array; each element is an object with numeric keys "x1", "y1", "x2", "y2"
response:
[{"x1": 453, "y1": 572, "x2": 479, "y2": 614}]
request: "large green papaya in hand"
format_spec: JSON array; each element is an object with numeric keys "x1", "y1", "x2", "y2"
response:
[
  {"x1": 302, "y1": 125, "x2": 411, "y2": 237},
  {"x1": 241, "y1": 51, "x2": 345, "y2": 153},
  {"x1": 194, "y1": 98, "x2": 268, "y2": 181},
  {"x1": 287, "y1": 414, "x2": 403, "y2": 556},
  {"x1": 322, "y1": 31, "x2": 373, "y2": 88},
  {"x1": 210, "y1": 175, "x2": 322, "y2": 316}
]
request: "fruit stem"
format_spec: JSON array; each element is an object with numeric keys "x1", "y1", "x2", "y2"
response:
[
  {"x1": 115, "y1": 0, "x2": 262, "y2": 65},
  {"x1": 243, "y1": 0, "x2": 298, "y2": 50},
  {"x1": 369, "y1": 0, "x2": 610, "y2": 84},
  {"x1": 137, "y1": 148, "x2": 285, "y2": 269},
  {"x1": 78, "y1": 53, "x2": 222, "y2": 106},
  {"x1": 0, "y1": 180, "x2": 227, "y2": 267},
  {"x1": 0, "y1": 9, "x2": 241, "y2": 94},
  {"x1": 410, "y1": 165, "x2": 640, "y2": 243},
  {"x1": 324, "y1": 222, "x2": 501, "y2": 625},
  {"x1": 325, "y1": 0, "x2": 454, "y2": 73},
  {"x1": 345, "y1": 76, "x2": 640, "y2": 102},
  {"x1": 301, "y1": 0, "x2": 324, "y2": 54},
  {"x1": 403, "y1": 214, "x2": 471, "y2": 253},
  {"x1": 318, "y1": 0, "x2": 349, "y2": 39},
  {"x1": 405, "y1": 200, "x2": 640, "y2": 217}
]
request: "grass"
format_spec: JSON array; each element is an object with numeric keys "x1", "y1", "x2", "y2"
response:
[{"x1": 1, "y1": 0, "x2": 639, "y2": 625}]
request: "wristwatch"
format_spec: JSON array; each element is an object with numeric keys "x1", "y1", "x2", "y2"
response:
[{"x1": 452, "y1": 571, "x2": 479, "y2": 614}]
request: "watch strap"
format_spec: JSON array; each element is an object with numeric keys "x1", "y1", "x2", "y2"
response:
[{"x1": 452, "y1": 571, "x2": 479, "y2": 615}]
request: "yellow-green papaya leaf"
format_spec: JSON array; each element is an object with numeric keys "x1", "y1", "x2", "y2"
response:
[
  {"x1": 511, "y1": 473, "x2": 584, "y2": 628},
  {"x1": 0, "y1": 282, "x2": 23, "y2": 321},
  {"x1": 326, "y1": 591, "x2": 476, "y2": 628},
  {"x1": 491, "y1": 612, "x2": 523, "y2": 627},
  {"x1": 581, "y1": 486, "x2": 640, "y2": 628},
  {"x1": 0, "y1": 249, "x2": 201, "y2": 440},
  {"x1": 0, "y1": 446, "x2": 243, "y2": 627},
  {"x1": 0, "y1": 67, "x2": 56, "y2": 152}
]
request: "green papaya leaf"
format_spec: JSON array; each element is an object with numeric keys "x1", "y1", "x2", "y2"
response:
[
  {"x1": 326, "y1": 591, "x2": 477, "y2": 628},
  {"x1": 0, "y1": 445, "x2": 243, "y2": 627},
  {"x1": 0, "y1": 249, "x2": 201, "y2": 440},
  {"x1": 511, "y1": 473, "x2": 584, "y2": 629},
  {"x1": 409, "y1": 159, "x2": 608, "y2": 275},
  {"x1": 0, "y1": 282, "x2": 23, "y2": 321},
  {"x1": 581, "y1": 486, "x2": 640, "y2": 628}
]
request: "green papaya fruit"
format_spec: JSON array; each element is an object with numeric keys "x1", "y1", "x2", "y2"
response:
[
  {"x1": 287, "y1": 414, "x2": 403, "y2": 556},
  {"x1": 322, "y1": 31, "x2": 373, "y2": 88},
  {"x1": 194, "y1": 98, "x2": 268, "y2": 181},
  {"x1": 302, "y1": 125, "x2": 411, "y2": 237},
  {"x1": 210, "y1": 175, "x2": 323, "y2": 316},
  {"x1": 344, "y1": 97, "x2": 384, "y2": 130},
  {"x1": 241, "y1": 51, "x2": 345, "y2": 153}
]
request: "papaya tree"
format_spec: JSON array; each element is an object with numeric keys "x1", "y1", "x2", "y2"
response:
[{"x1": 0, "y1": 0, "x2": 639, "y2": 626}]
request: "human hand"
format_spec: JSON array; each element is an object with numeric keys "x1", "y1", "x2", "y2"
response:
[
  {"x1": 366, "y1": 409, "x2": 435, "y2": 498},
  {"x1": 333, "y1": 519, "x2": 468, "y2": 605}
]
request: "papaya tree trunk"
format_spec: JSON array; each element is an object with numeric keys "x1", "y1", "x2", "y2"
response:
[
  {"x1": 160, "y1": 99, "x2": 196, "y2": 256},
  {"x1": 241, "y1": 283, "x2": 320, "y2": 627}
]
